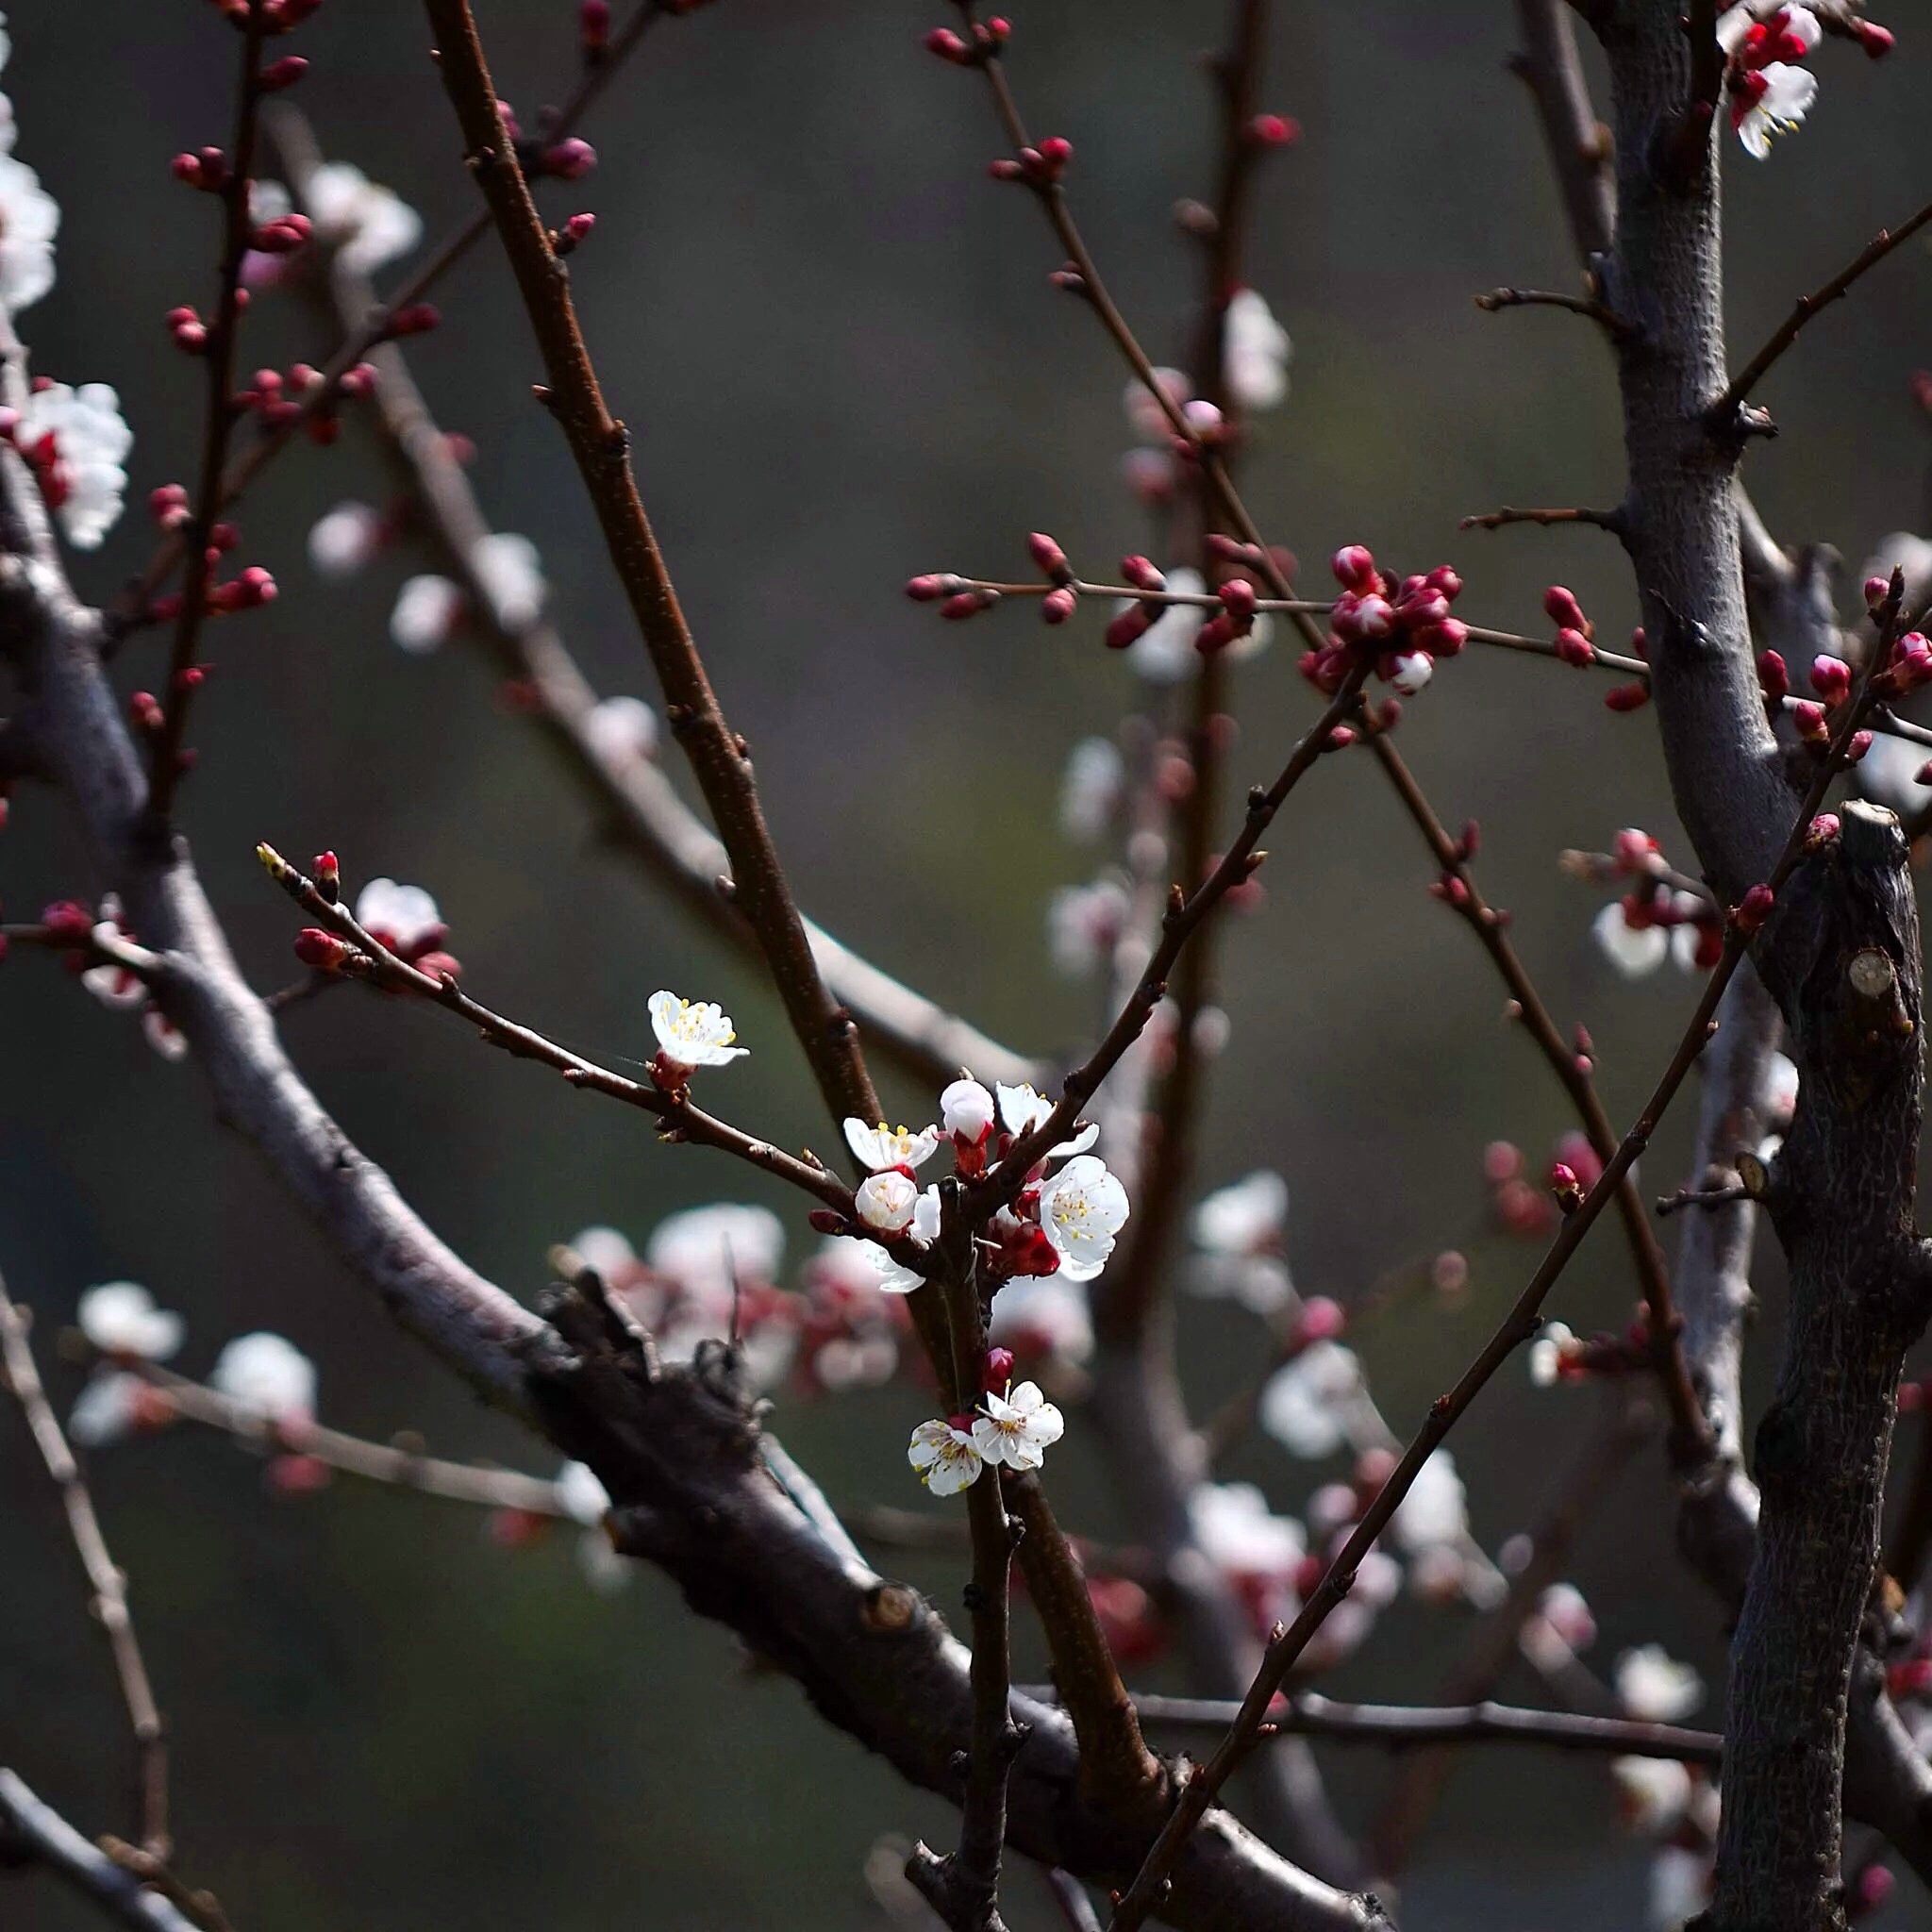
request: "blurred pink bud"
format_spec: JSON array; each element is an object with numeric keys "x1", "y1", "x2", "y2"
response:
[
  {"x1": 1554, "y1": 627, "x2": 1594, "y2": 668},
  {"x1": 1735, "y1": 884, "x2": 1775, "y2": 934},
  {"x1": 1757, "y1": 648, "x2": 1789, "y2": 700},
  {"x1": 1604, "y1": 681, "x2": 1650, "y2": 712}
]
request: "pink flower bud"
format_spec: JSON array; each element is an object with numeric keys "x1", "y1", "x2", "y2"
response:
[
  {"x1": 904, "y1": 574, "x2": 958, "y2": 602},
  {"x1": 1756, "y1": 648, "x2": 1789, "y2": 700},
  {"x1": 260, "y1": 55, "x2": 308, "y2": 92},
  {"x1": 251, "y1": 213, "x2": 311, "y2": 256},
  {"x1": 1034, "y1": 135, "x2": 1073, "y2": 175},
  {"x1": 1248, "y1": 113, "x2": 1298, "y2": 145},
  {"x1": 1294, "y1": 1296, "x2": 1346, "y2": 1344},
  {"x1": 1893, "y1": 633, "x2": 1932, "y2": 689},
  {"x1": 1330, "y1": 543, "x2": 1378, "y2": 592},
  {"x1": 1554, "y1": 627, "x2": 1594, "y2": 668},
  {"x1": 982, "y1": 1346, "x2": 1016, "y2": 1391},
  {"x1": 1120, "y1": 554, "x2": 1165, "y2": 592},
  {"x1": 1041, "y1": 585, "x2": 1077, "y2": 624},
  {"x1": 1027, "y1": 530, "x2": 1071, "y2": 579},
  {"x1": 581, "y1": 0, "x2": 612, "y2": 53},
  {"x1": 1415, "y1": 618, "x2": 1467, "y2": 656},
  {"x1": 1541, "y1": 584, "x2": 1589, "y2": 635},
  {"x1": 1847, "y1": 730, "x2": 1874, "y2": 763},
  {"x1": 1734, "y1": 884, "x2": 1774, "y2": 935},
  {"x1": 1424, "y1": 563, "x2": 1463, "y2": 602},
  {"x1": 557, "y1": 211, "x2": 596, "y2": 255},
  {"x1": 1810, "y1": 654, "x2": 1852, "y2": 703},
  {"x1": 1604, "y1": 681, "x2": 1650, "y2": 712},
  {"x1": 383, "y1": 303, "x2": 441, "y2": 340},
  {"x1": 541, "y1": 138, "x2": 597, "y2": 181},
  {"x1": 1106, "y1": 605, "x2": 1154, "y2": 650},
  {"x1": 1789, "y1": 699, "x2": 1829, "y2": 741},
  {"x1": 1865, "y1": 574, "x2": 1892, "y2": 608},
  {"x1": 924, "y1": 25, "x2": 973, "y2": 62},
  {"x1": 294, "y1": 927, "x2": 354, "y2": 972},
  {"x1": 1850, "y1": 19, "x2": 1894, "y2": 58},
  {"x1": 148, "y1": 483, "x2": 191, "y2": 529}
]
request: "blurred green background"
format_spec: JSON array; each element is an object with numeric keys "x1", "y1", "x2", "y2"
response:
[{"x1": 5, "y1": 1, "x2": 1932, "y2": 1925}]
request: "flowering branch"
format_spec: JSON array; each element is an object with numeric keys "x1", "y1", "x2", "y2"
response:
[
  {"x1": 253, "y1": 842, "x2": 855, "y2": 1214},
  {"x1": 1713, "y1": 187, "x2": 1932, "y2": 423},
  {"x1": 145, "y1": 2, "x2": 274, "y2": 827},
  {"x1": 0, "y1": 1273, "x2": 168, "y2": 1857}
]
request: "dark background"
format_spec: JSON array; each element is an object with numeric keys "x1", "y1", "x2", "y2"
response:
[{"x1": 4, "y1": 1, "x2": 1932, "y2": 1925}]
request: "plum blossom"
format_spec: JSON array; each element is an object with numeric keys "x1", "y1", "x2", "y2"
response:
[
  {"x1": 869, "y1": 1187, "x2": 941, "y2": 1292},
  {"x1": 1037, "y1": 1154, "x2": 1130, "y2": 1282},
  {"x1": 1194, "y1": 1170, "x2": 1288, "y2": 1254},
  {"x1": 1616, "y1": 1756, "x2": 1695, "y2": 1836},
  {"x1": 390, "y1": 574, "x2": 463, "y2": 654},
  {"x1": 0, "y1": 142, "x2": 58, "y2": 314},
  {"x1": 469, "y1": 531, "x2": 545, "y2": 630},
  {"x1": 1224, "y1": 288, "x2": 1292, "y2": 412},
  {"x1": 306, "y1": 160, "x2": 424, "y2": 275},
  {"x1": 843, "y1": 1118, "x2": 941, "y2": 1173},
  {"x1": 908, "y1": 1416, "x2": 983, "y2": 1494},
  {"x1": 1048, "y1": 877, "x2": 1130, "y2": 977},
  {"x1": 1123, "y1": 365, "x2": 1190, "y2": 442},
  {"x1": 1594, "y1": 899, "x2": 1670, "y2": 977},
  {"x1": 308, "y1": 500, "x2": 384, "y2": 580},
  {"x1": 1719, "y1": 5, "x2": 1822, "y2": 158},
  {"x1": 988, "y1": 1273, "x2": 1093, "y2": 1362},
  {"x1": 1522, "y1": 1579, "x2": 1598, "y2": 1674},
  {"x1": 1391, "y1": 1448, "x2": 1467, "y2": 1553},
  {"x1": 555, "y1": 1459, "x2": 610, "y2": 1526},
  {"x1": 1528, "y1": 1319, "x2": 1579, "y2": 1386},
  {"x1": 646, "y1": 1203, "x2": 785, "y2": 1304},
  {"x1": 1615, "y1": 1644, "x2": 1705, "y2": 1724},
  {"x1": 68, "y1": 1372, "x2": 146, "y2": 1449},
  {"x1": 210, "y1": 1331, "x2": 317, "y2": 1423},
  {"x1": 1058, "y1": 735, "x2": 1124, "y2": 841},
  {"x1": 570, "y1": 1224, "x2": 638, "y2": 1280},
  {"x1": 972, "y1": 1380, "x2": 1064, "y2": 1471},
  {"x1": 857, "y1": 1170, "x2": 924, "y2": 1235},
  {"x1": 583, "y1": 694, "x2": 659, "y2": 767},
  {"x1": 354, "y1": 877, "x2": 443, "y2": 955},
  {"x1": 76, "y1": 1281, "x2": 183, "y2": 1361},
  {"x1": 941, "y1": 1076, "x2": 995, "y2": 1144},
  {"x1": 996, "y1": 1082, "x2": 1098, "y2": 1158},
  {"x1": 1259, "y1": 1341, "x2": 1365, "y2": 1459},
  {"x1": 1190, "y1": 1480, "x2": 1306, "y2": 1632},
  {"x1": 15, "y1": 383, "x2": 131, "y2": 548},
  {"x1": 1648, "y1": 1846, "x2": 1712, "y2": 1930},
  {"x1": 648, "y1": 991, "x2": 747, "y2": 1077}
]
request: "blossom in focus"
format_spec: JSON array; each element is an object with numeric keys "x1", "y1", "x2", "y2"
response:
[
  {"x1": 354, "y1": 877, "x2": 443, "y2": 956},
  {"x1": 1719, "y1": 5, "x2": 1822, "y2": 158},
  {"x1": 972, "y1": 1379, "x2": 1065, "y2": 1471},
  {"x1": 995, "y1": 1082, "x2": 1098, "y2": 1159},
  {"x1": 1224, "y1": 288, "x2": 1292, "y2": 412},
  {"x1": 308, "y1": 500, "x2": 384, "y2": 580},
  {"x1": 210, "y1": 1331, "x2": 317, "y2": 1423},
  {"x1": 1037, "y1": 1154, "x2": 1130, "y2": 1282},
  {"x1": 1259, "y1": 1340, "x2": 1364, "y2": 1459},
  {"x1": 76, "y1": 1281, "x2": 183, "y2": 1361},
  {"x1": 390, "y1": 575, "x2": 463, "y2": 654},
  {"x1": 908, "y1": 1416, "x2": 983, "y2": 1494},
  {"x1": 16, "y1": 383, "x2": 131, "y2": 548},
  {"x1": 843, "y1": 1118, "x2": 941, "y2": 1174},
  {"x1": 556, "y1": 1460, "x2": 610, "y2": 1527},
  {"x1": 583, "y1": 693, "x2": 659, "y2": 767},
  {"x1": 469, "y1": 531, "x2": 545, "y2": 630},
  {"x1": 648, "y1": 991, "x2": 747, "y2": 1075},
  {"x1": 1615, "y1": 1644, "x2": 1705, "y2": 1724},
  {"x1": 306, "y1": 160, "x2": 424, "y2": 275},
  {"x1": 1059, "y1": 736, "x2": 1124, "y2": 841},
  {"x1": 870, "y1": 1186, "x2": 941, "y2": 1292},
  {"x1": 1593, "y1": 899, "x2": 1670, "y2": 977},
  {"x1": 941, "y1": 1076, "x2": 995, "y2": 1144}
]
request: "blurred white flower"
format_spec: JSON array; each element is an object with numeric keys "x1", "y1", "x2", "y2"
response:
[
  {"x1": 1059, "y1": 736, "x2": 1124, "y2": 842},
  {"x1": 1648, "y1": 1845, "x2": 1711, "y2": 1929},
  {"x1": 1194, "y1": 1171, "x2": 1288, "y2": 1255},
  {"x1": 469, "y1": 531, "x2": 545, "y2": 631},
  {"x1": 1615, "y1": 1756, "x2": 1694, "y2": 1836},
  {"x1": 390, "y1": 574, "x2": 463, "y2": 654},
  {"x1": 1616, "y1": 1644, "x2": 1705, "y2": 1724},
  {"x1": 583, "y1": 694, "x2": 659, "y2": 767},
  {"x1": 1390, "y1": 1449, "x2": 1467, "y2": 1552},
  {"x1": 1038, "y1": 1154, "x2": 1130, "y2": 1282},
  {"x1": 0, "y1": 150, "x2": 58, "y2": 313},
  {"x1": 1528, "y1": 1320, "x2": 1576, "y2": 1387},
  {"x1": 908, "y1": 1418, "x2": 983, "y2": 1495},
  {"x1": 988, "y1": 1273, "x2": 1092, "y2": 1362},
  {"x1": 556, "y1": 1459, "x2": 610, "y2": 1526},
  {"x1": 973, "y1": 1380, "x2": 1064, "y2": 1471},
  {"x1": 76, "y1": 1281, "x2": 182, "y2": 1361},
  {"x1": 647, "y1": 991, "x2": 747, "y2": 1074},
  {"x1": 646, "y1": 1203, "x2": 784, "y2": 1301},
  {"x1": 1124, "y1": 365, "x2": 1190, "y2": 441},
  {"x1": 1224, "y1": 288, "x2": 1291, "y2": 412},
  {"x1": 569, "y1": 1224, "x2": 638, "y2": 1281},
  {"x1": 306, "y1": 160, "x2": 423, "y2": 276},
  {"x1": 17, "y1": 382, "x2": 130, "y2": 547},
  {"x1": 1594, "y1": 901, "x2": 1669, "y2": 978},
  {"x1": 68, "y1": 1371, "x2": 142, "y2": 1448},
  {"x1": 308, "y1": 500, "x2": 383, "y2": 580},
  {"x1": 210, "y1": 1331, "x2": 316, "y2": 1422},
  {"x1": 354, "y1": 877, "x2": 442, "y2": 954},
  {"x1": 575, "y1": 1527, "x2": 632, "y2": 1593},
  {"x1": 1047, "y1": 877, "x2": 1130, "y2": 978},
  {"x1": 1190, "y1": 1480, "x2": 1305, "y2": 1581},
  {"x1": 1259, "y1": 1341, "x2": 1362, "y2": 1459}
]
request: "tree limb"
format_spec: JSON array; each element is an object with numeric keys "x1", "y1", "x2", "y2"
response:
[{"x1": 0, "y1": 1772, "x2": 197, "y2": 1932}]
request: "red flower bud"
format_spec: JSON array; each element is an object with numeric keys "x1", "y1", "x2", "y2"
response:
[
  {"x1": 1756, "y1": 648, "x2": 1789, "y2": 700},
  {"x1": 1541, "y1": 584, "x2": 1589, "y2": 635},
  {"x1": 1329, "y1": 543, "x2": 1377, "y2": 592},
  {"x1": 1041, "y1": 585, "x2": 1077, "y2": 625},
  {"x1": 1554, "y1": 627, "x2": 1594, "y2": 668},
  {"x1": 1604, "y1": 681, "x2": 1650, "y2": 712},
  {"x1": 1734, "y1": 884, "x2": 1774, "y2": 935},
  {"x1": 1026, "y1": 530, "x2": 1071, "y2": 580},
  {"x1": 982, "y1": 1346, "x2": 1016, "y2": 1391},
  {"x1": 293, "y1": 927, "x2": 354, "y2": 972}
]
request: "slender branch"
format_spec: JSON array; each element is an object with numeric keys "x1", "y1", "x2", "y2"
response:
[
  {"x1": 1507, "y1": 0, "x2": 1614, "y2": 261},
  {"x1": 145, "y1": 3, "x2": 270, "y2": 825},
  {"x1": 270, "y1": 108, "x2": 1041, "y2": 1095},
  {"x1": 0, "y1": 1773, "x2": 197, "y2": 1932},
  {"x1": 1457, "y1": 505, "x2": 1624, "y2": 532},
  {"x1": 118, "y1": 0, "x2": 670, "y2": 635},
  {"x1": 1474, "y1": 286, "x2": 1634, "y2": 338},
  {"x1": 0, "y1": 1275, "x2": 167, "y2": 1857},
  {"x1": 255, "y1": 843, "x2": 856, "y2": 1214},
  {"x1": 1108, "y1": 675, "x2": 1888, "y2": 1927},
  {"x1": 419, "y1": 0, "x2": 884, "y2": 1151},
  {"x1": 1714, "y1": 191, "x2": 1932, "y2": 422}
]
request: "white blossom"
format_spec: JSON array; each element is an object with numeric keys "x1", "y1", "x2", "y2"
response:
[
  {"x1": 1594, "y1": 901, "x2": 1669, "y2": 978},
  {"x1": 1194, "y1": 1171, "x2": 1288, "y2": 1255},
  {"x1": 988, "y1": 1273, "x2": 1092, "y2": 1362},
  {"x1": 843, "y1": 1118, "x2": 941, "y2": 1174},
  {"x1": 857, "y1": 1170, "x2": 923, "y2": 1235},
  {"x1": 1048, "y1": 877, "x2": 1130, "y2": 978},
  {"x1": 142, "y1": 1010, "x2": 188, "y2": 1063},
  {"x1": 1648, "y1": 1846, "x2": 1711, "y2": 1930},
  {"x1": 556, "y1": 1459, "x2": 610, "y2": 1527},
  {"x1": 1390, "y1": 1448, "x2": 1467, "y2": 1552},
  {"x1": 308, "y1": 500, "x2": 383, "y2": 580},
  {"x1": 1734, "y1": 60, "x2": 1817, "y2": 159},
  {"x1": 80, "y1": 961, "x2": 144, "y2": 1011},
  {"x1": 1388, "y1": 650, "x2": 1433, "y2": 695},
  {"x1": 908, "y1": 1417, "x2": 983, "y2": 1495},
  {"x1": 1259, "y1": 1341, "x2": 1363, "y2": 1459},
  {"x1": 68, "y1": 1371, "x2": 142, "y2": 1448},
  {"x1": 0, "y1": 149, "x2": 58, "y2": 313},
  {"x1": 1059, "y1": 736, "x2": 1124, "y2": 842},
  {"x1": 306, "y1": 160, "x2": 423, "y2": 276},
  {"x1": 646, "y1": 1203, "x2": 784, "y2": 1302},
  {"x1": 390, "y1": 574, "x2": 463, "y2": 654},
  {"x1": 1615, "y1": 1644, "x2": 1705, "y2": 1724},
  {"x1": 1189, "y1": 1480, "x2": 1305, "y2": 1581},
  {"x1": 569, "y1": 1224, "x2": 638, "y2": 1281},
  {"x1": 17, "y1": 383, "x2": 130, "y2": 548},
  {"x1": 813, "y1": 1333, "x2": 899, "y2": 1392},
  {"x1": 1717, "y1": 2, "x2": 1820, "y2": 57},
  {"x1": 1615, "y1": 1756, "x2": 1694, "y2": 1837},
  {"x1": 1528, "y1": 1320, "x2": 1575, "y2": 1387},
  {"x1": 871, "y1": 1187, "x2": 941, "y2": 1293},
  {"x1": 1123, "y1": 365, "x2": 1190, "y2": 441},
  {"x1": 354, "y1": 877, "x2": 442, "y2": 954},
  {"x1": 995, "y1": 1083, "x2": 1099, "y2": 1159},
  {"x1": 583, "y1": 694, "x2": 659, "y2": 767},
  {"x1": 76, "y1": 1281, "x2": 182, "y2": 1362},
  {"x1": 210, "y1": 1331, "x2": 316, "y2": 1422},
  {"x1": 972, "y1": 1380, "x2": 1064, "y2": 1471},
  {"x1": 647, "y1": 991, "x2": 747, "y2": 1072},
  {"x1": 469, "y1": 531, "x2": 545, "y2": 631},
  {"x1": 1037, "y1": 1154, "x2": 1130, "y2": 1283},
  {"x1": 1224, "y1": 288, "x2": 1292, "y2": 412},
  {"x1": 941, "y1": 1077, "x2": 995, "y2": 1142}
]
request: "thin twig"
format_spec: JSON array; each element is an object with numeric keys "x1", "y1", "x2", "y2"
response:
[
  {"x1": 0, "y1": 1274, "x2": 168, "y2": 1857},
  {"x1": 1458, "y1": 505, "x2": 1624, "y2": 533},
  {"x1": 1474, "y1": 286, "x2": 1634, "y2": 339},
  {"x1": 1715, "y1": 191, "x2": 1932, "y2": 421},
  {"x1": 0, "y1": 1772, "x2": 196, "y2": 1932}
]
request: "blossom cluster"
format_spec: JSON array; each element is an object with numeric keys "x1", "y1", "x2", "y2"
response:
[
  {"x1": 1299, "y1": 544, "x2": 1465, "y2": 698},
  {"x1": 1573, "y1": 828, "x2": 1724, "y2": 980}
]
